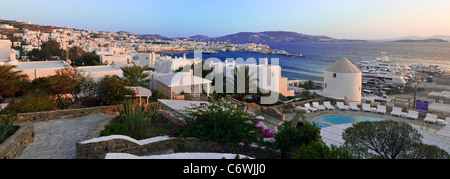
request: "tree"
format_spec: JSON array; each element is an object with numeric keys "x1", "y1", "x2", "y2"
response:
[
  {"x1": 97, "y1": 75, "x2": 135, "y2": 105},
  {"x1": 341, "y1": 121, "x2": 448, "y2": 159},
  {"x1": 46, "y1": 66, "x2": 88, "y2": 107},
  {"x1": 174, "y1": 99, "x2": 263, "y2": 145},
  {"x1": 27, "y1": 40, "x2": 64, "y2": 61},
  {"x1": 302, "y1": 80, "x2": 315, "y2": 90},
  {"x1": 406, "y1": 143, "x2": 449, "y2": 159},
  {"x1": 293, "y1": 141, "x2": 353, "y2": 159},
  {"x1": 40, "y1": 40, "x2": 63, "y2": 60},
  {"x1": 227, "y1": 66, "x2": 258, "y2": 101},
  {"x1": 0, "y1": 64, "x2": 30, "y2": 102},
  {"x1": 68, "y1": 47, "x2": 101, "y2": 66},
  {"x1": 120, "y1": 65, "x2": 151, "y2": 88},
  {"x1": 68, "y1": 46, "x2": 86, "y2": 60},
  {"x1": 274, "y1": 115, "x2": 322, "y2": 159}
]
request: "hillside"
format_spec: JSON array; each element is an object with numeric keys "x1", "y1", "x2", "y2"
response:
[
  {"x1": 390, "y1": 38, "x2": 448, "y2": 42},
  {"x1": 189, "y1": 31, "x2": 367, "y2": 43}
]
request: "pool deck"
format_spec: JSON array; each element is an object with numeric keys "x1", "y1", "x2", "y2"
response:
[
  {"x1": 260, "y1": 109, "x2": 450, "y2": 154},
  {"x1": 320, "y1": 123, "x2": 450, "y2": 154},
  {"x1": 305, "y1": 110, "x2": 444, "y2": 133}
]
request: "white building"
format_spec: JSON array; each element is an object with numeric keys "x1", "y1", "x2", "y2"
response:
[
  {"x1": 321, "y1": 57, "x2": 362, "y2": 104},
  {"x1": 0, "y1": 24, "x2": 14, "y2": 29},
  {"x1": 156, "y1": 72, "x2": 212, "y2": 100},
  {"x1": 206, "y1": 59, "x2": 295, "y2": 97},
  {"x1": 78, "y1": 65, "x2": 124, "y2": 81},
  {"x1": 154, "y1": 57, "x2": 195, "y2": 73},
  {"x1": 12, "y1": 61, "x2": 70, "y2": 80},
  {"x1": 100, "y1": 52, "x2": 157, "y2": 68},
  {"x1": 0, "y1": 40, "x2": 12, "y2": 62}
]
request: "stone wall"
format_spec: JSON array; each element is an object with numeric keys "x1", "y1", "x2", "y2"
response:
[
  {"x1": 76, "y1": 136, "x2": 176, "y2": 159},
  {"x1": 262, "y1": 107, "x2": 285, "y2": 121},
  {"x1": 14, "y1": 105, "x2": 120, "y2": 123},
  {"x1": 0, "y1": 124, "x2": 35, "y2": 159},
  {"x1": 76, "y1": 135, "x2": 280, "y2": 159}
]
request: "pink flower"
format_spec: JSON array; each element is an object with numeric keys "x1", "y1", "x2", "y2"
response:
[{"x1": 214, "y1": 142, "x2": 221, "y2": 148}]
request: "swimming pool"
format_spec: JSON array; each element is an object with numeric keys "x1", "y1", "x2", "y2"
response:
[
  {"x1": 317, "y1": 116, "x2": 384, "y2": 125},
  {"x1": 309, "y1": 121, "x2": 331, "y2": 128},
  {"x1": 314, "y1": 116, "x2": 438, "y2": 132}
]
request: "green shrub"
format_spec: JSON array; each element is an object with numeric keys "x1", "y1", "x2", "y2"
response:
[
  {"x1": 100, "y1": 121, "x2": 123, "y2": 137},
  {"x1": 292, "y1": 141, "x2": 353, "y2": 159},
  {"x1": 0, "y1": 111, "x2": 17, "y2": 144},
  {"x1": 173, "y1": 100, "x2": 263, "y2": 145},
  {"x1": 273, "y1": 120, "x2": 321, "y2": 158},
  {"x1": 4, "y1": 90, "x2": 56, "y2": 113},
  {"x1": 101, "y1": 101, "x2": 163, "y2": 139},
  {"x1": 98, "y1": 75, "x2": 135, "y2": 105},
  {"x1": 119, "y1": 100, "x2": 160, "y2": 139},
  {"x1": 343, "y1": 121, "x2": 449, "y2": 159}
]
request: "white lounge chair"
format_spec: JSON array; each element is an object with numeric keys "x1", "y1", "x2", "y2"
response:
[
  {"x1": 390, "y1": 107, "x2": 402, "y2": 116},
  {"x1": 362, "y1": 103, "x2": 372, "y2": 112},
  {"x1": 424, "y1": 113, "x2": 438, "y2": 124},
  {"x1": 295, "y1": 106, "x2": 310, "y2": 113},
  {"x1": 349, "y1": 102, "x2": 360, "y2": 111},
  {"x1": 437, "y1": 117, "x2": 449, "y2": 126},
  {"x1": 323, "y1": 101, "x2": 335, "y2": 110},
  {"x1": 312, "y1": 102, "x2": 326, "y2": 111},
  {"x1": 336, "y1": 102, "x2": 349, "y2": 110},
  {"x1": 406, "y1": 110, "x2": 419, "y2": 120},
  {"x1": 376, "y1": 104, "x2": 386, "y2": 114},
  {"x1": 304, "y1": 103, "x2": 318, "y2": 112}
]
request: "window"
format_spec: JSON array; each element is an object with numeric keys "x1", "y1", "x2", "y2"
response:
[
  {"x1": 333, "y1": 73, "x2": 337, "y2": 78},
  {"x1": 324, "y1": 83, "x2": 327, "y2": 89}
]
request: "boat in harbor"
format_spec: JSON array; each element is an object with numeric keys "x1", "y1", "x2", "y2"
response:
[
  {"x1": 355, "y1": 53, "x2": 410, "y2": 86},
  {"x1": 290, "y1": 53, "x2": 305, "y2": 58},
  {"x1": 202, "y1": 50, "x2": 219, "y2": 54},
  {"x1": 355, "y1": 52, "x2": 446, "y2": 87}
]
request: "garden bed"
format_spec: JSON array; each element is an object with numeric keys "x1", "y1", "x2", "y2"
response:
[{"x1": 0, "y1": 124, "x2": 35, "y2": 159}]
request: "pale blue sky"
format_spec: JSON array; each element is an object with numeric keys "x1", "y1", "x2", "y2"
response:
[{"x1": 1, "y1": 0, "x2": 450, "y2": 39}]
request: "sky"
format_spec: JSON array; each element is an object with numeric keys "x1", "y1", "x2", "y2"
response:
[{"x1": 1, "y1": 0, "x2": 450, "y2": 40}]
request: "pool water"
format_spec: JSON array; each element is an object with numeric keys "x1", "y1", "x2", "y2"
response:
[
  {"x1": 309, "y1": 122, "x2": 331, "y2": 128},
  {"x1": 314, "y1": 116, "x2": 439, "y2": 132},
  {"x1": 316, "y1": 116, "x2": 384, "y2": 127}
]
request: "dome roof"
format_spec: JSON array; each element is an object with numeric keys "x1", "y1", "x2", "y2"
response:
[{"x1": 326, "y1": 57, "x2": 361, "y2": 73}]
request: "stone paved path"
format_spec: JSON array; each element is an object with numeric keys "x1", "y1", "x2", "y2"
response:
[{"x1": 18, "y1": 113, "x2": 115, "y2": 159}]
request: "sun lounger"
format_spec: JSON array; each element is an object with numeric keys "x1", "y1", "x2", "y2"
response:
[
  {"x1": 295, "y1": 106, "x2": 310, "y2": 113},
  {"x1": 336, "y1": 102, "x2": 349, "y2": 110},
  {"x1": 437, "y1": 117, "x2": 449, "y2": 126},
  {"x1": 376, "y1": 104, "x2": 386, "y2": 114},
  {"x1": 323, "y1": 101, "x2": 335, "y2": 110},
  {"x1": 362, "y1": 103, "x2": 372, "y2": 112},
  {"x1": 349, "y1": 102, "x2": 360, "y2": 111},
  {"x1": 304, "y1": 103, "x2": 318, "y2": 112},
  {"x1": 312, "y1": 102, "x2": 326, "y2": 111},
  {"x1": 424, "y1": 113, "x2": 438, "y2": 124},
  {"x1": 406, "y1": 110, "x2": 419, "y2": 120},
  {"x1": 390, "y1": 107, "x2": 402, "y2": 116}
]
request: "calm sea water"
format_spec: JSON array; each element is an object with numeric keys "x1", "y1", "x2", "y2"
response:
[{"x1": 166, "y1": 42, "x2": 450, "y2": 82}]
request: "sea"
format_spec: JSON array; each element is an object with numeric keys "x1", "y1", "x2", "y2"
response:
[{"x1": 165, "y1": 42, "x2": 450, "y2": 82}]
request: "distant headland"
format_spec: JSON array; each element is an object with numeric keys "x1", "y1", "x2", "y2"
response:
[{"x1": 389, "y1": 38, "x2": 448, "y2": 43}]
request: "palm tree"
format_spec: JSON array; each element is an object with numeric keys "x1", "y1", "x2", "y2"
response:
[
  {"x1": 0, "y1": 64, "x2": 29, "y2": 102},
  {"x1": 226, "y1": 66, "x2": 258, "y2": 101},
  {"x1": 120, "y1": 65, "x2": 151, "y2": 88}
]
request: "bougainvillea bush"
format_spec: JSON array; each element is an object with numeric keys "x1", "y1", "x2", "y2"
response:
[{"x1": 173, "y1": 100, "x2": 271, "y2": 146}]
